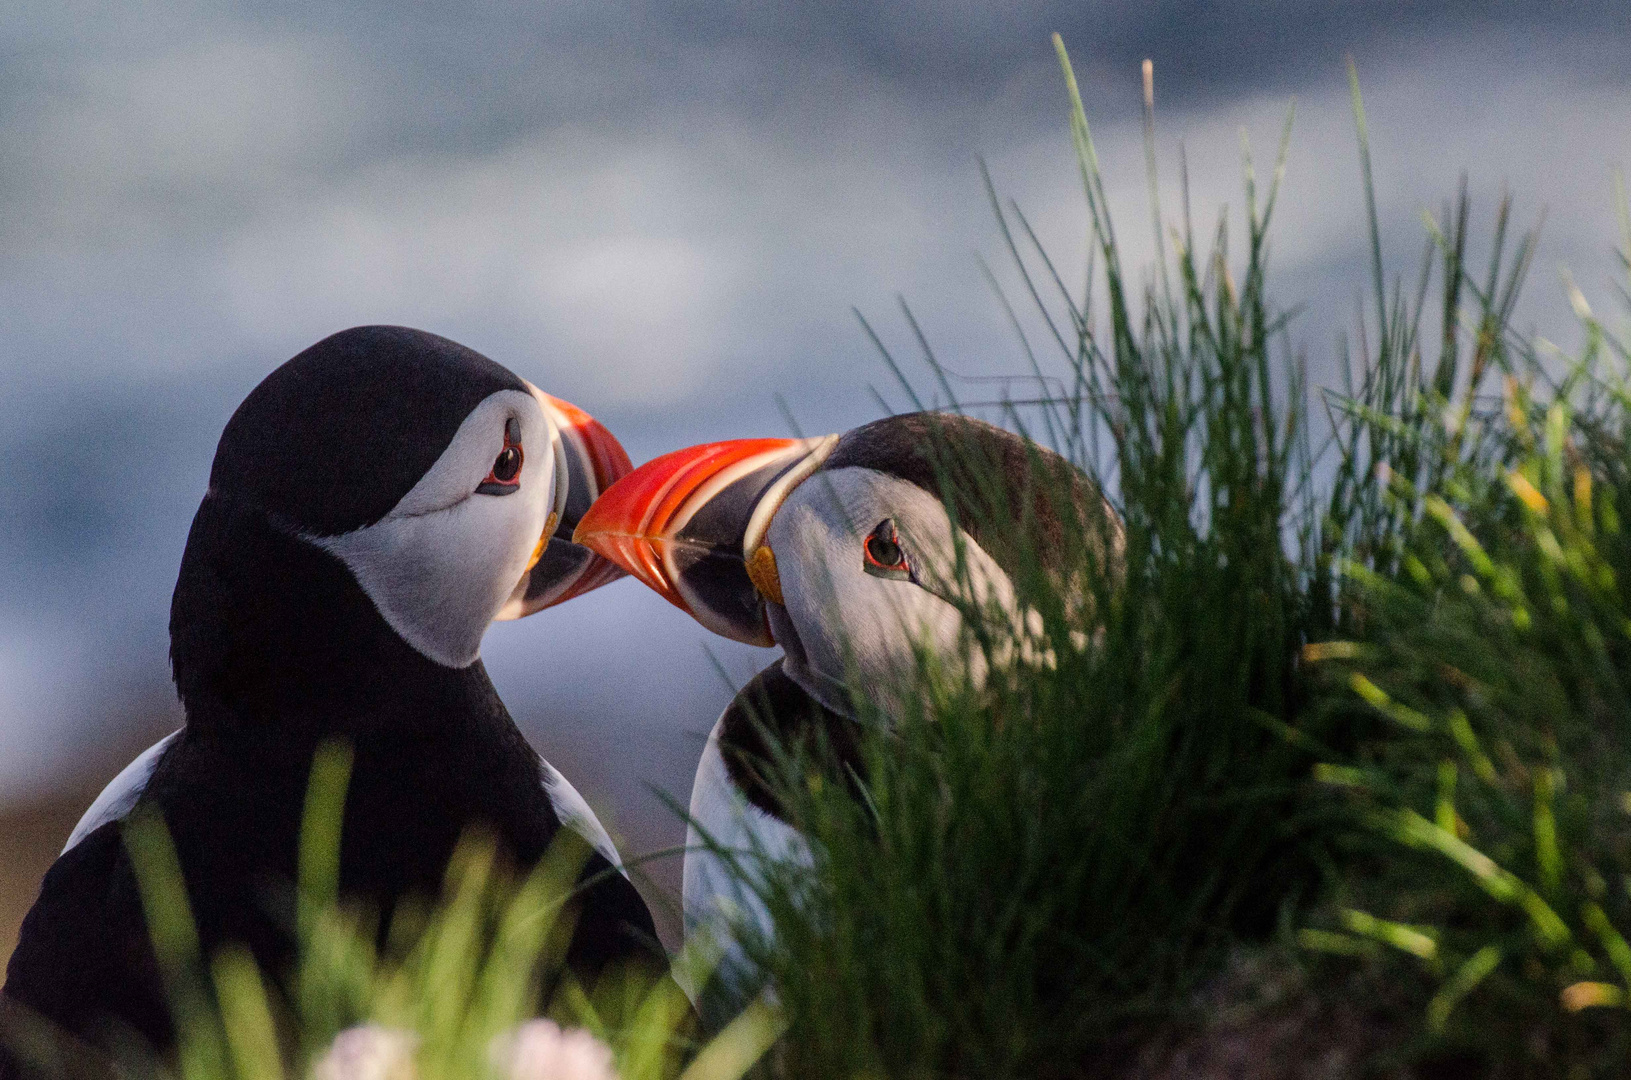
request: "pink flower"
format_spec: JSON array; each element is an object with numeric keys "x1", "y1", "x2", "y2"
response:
[
  {"x1": 311, "y1": 1025, "x2": 418, "y2": 1080},
  {"x1": 489, "y1": 1019, "x2": 619, "y2": 1080}
]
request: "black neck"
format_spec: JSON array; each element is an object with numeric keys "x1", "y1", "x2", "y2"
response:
[
  {"x1": 169, "y1": 493, "x2": 507, "y2": 757},
  {"x1": 718, "y1": 659, "x2": 862, "y2": 825}
]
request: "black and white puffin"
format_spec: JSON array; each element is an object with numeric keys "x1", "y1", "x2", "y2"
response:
[
  {"x1": 571, "y1": 413, "x2": 1119, "y2": 1013},
  {"x1": 1, "y1": 326, "x2": 660, "y2": 1067}
]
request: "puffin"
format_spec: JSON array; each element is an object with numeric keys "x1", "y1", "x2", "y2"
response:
[
  {"x1": 1, "y1": 326, "x2": 660, "y2": 1070},
  {"x1": 571, "y1": 412, "x2": 1120, "y2": 1018}
]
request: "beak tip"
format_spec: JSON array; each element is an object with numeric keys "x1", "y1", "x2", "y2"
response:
[{"x1": 569, "y1": 524, "x2": 601, "y2": 556}]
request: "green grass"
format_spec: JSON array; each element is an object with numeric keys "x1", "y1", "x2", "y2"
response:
[
  {"x1": 704, "y1": 39, "x2": 1631, "y2": 1079},
  {"x1": 1300, "y1": 258, "x2": 1631, "y2": 1070}
]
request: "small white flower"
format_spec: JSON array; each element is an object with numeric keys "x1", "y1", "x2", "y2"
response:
[
  {"x1": 311, "y1": 1024, "x2": 418, "y2": 1080},
  {"x1": 489, "y1": 1019, "x2": 619, "y2": 1080}
]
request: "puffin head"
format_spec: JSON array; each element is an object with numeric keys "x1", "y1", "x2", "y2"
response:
[
  {"x1": 199, "y1": 325, "x2": 630, "y2": 670},
  {"x1": 573, "y1": 413, "x2": 1119, "y2": 716}
]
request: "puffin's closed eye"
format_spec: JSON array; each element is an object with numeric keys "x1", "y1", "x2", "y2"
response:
[
  {"x1": 476, "y1": 418, "x2": 524, "y2": 496},
  {"x1": 862, "y1": 518, "x2": 912, "y2": 581}
]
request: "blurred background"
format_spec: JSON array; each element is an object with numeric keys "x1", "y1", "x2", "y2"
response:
[{"x1": 1, "y1": 1, "x2": 1629, "y2": 958}]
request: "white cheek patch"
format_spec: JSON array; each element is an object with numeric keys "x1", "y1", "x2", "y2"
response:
[
  {"x1": 768, "y1": 468, "x2": 1023, "y2": 707},
  {"x1": 902, "y1": 522, "x2": 1014, "y2": 613},
  {"x1": 314, "y1": 390, "x2": 555, "y2": 668}
]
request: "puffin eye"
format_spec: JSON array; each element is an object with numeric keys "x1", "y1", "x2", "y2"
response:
[
  {"x1": 491, "y1": 446, "x2": 521, "y2": 481},
  {"x1": 862, "y1": 518, "x2": 912, "y2": 581},
  {"x1": 476, "y1": 418, "x2": 524, "y2": 496}
]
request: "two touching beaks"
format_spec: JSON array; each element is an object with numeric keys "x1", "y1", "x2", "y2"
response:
[{"x1": 572, "y1": 435, "x2": 840, "y2": 646}]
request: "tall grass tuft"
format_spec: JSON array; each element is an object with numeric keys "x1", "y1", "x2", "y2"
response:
[{"x1": 1302, "y1": 229, "x2": 1631, "y2": 1071}]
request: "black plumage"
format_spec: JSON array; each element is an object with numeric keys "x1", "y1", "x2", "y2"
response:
[
  {"x1": 716, "y1": 659, "x2": 857, "y2": 826},
  {"x1": 212, "y1": 324, "x2": 529, "y2": 537}
]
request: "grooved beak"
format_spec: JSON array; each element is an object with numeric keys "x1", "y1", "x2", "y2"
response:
[
  {"x1": 497, "y1": 388, "x2": 635, "y2": 619},
  {"x1": 574, "y1": 435, "x2": 836, "y2": 645}
]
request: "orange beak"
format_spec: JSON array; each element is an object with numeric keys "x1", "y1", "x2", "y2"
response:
[
  {"x1": 539, "y1": 392, "x2": 635, "y2": 508},
  {"x1": 498, "y1": 389, "x2": 635, "y2": 618},
  {"x1": 574, "y1": 436, "x2": 835, "y2": 645}
]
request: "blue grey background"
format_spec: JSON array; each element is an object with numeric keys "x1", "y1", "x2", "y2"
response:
[{"x1": 2, "y1": 2, "x2": 1629, "y2": 922}]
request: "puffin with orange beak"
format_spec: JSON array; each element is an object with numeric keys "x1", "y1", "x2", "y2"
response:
[
  {"x1": 2, "y1": 327, "x2": 661, "y2": 1070},
  {"x1": 574, "y1": 412, "x2": 1117, "y2": 1016}
]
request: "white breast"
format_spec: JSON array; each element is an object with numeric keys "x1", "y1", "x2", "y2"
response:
[
  {"x1": 680, "y1": 715, "x2": 808, "y2": 1000},
  {"x1": 539, "y1": 757, "x2": 626, "y2": 879},
  {"x1": 63, "y1": 730, "x2": 181, "y2": 854}
]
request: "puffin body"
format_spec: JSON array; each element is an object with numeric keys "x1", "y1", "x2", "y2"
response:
[
  {"x1": 1, "y1": 327, "x2": 656, "y2": 1067},
  {"x1": 575, "y1": 413, "x2": 1119, "y2": 1017}
]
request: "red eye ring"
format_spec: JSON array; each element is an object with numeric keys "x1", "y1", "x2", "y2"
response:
[
  {"x1": 476, "y1": 418, "x2": 524, "y2": 495},
  {"x1": 862, "y1": 518, "x2": 911, "y2": 579}
]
